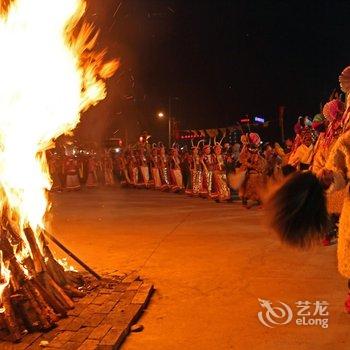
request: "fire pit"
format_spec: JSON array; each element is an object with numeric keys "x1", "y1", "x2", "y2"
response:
[{"x1": 0, "y1": 0, "x2": 152, "y2": 346}]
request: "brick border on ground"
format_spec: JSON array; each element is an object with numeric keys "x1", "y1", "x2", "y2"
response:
[{"x1": 0, "y1": 272, "x2": 154, "y2": 350}]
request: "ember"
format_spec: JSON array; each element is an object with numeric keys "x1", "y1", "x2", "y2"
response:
[{"x1": 0, "y1": 0, "x2": 117, "y2": 342}]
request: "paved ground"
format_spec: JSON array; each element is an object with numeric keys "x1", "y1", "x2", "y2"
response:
[{"x1": 50, "y1": 186, "x2": 349, "y2": 350}]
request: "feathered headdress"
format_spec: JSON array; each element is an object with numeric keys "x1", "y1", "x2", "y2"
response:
[
  {"x1": 248, "y1": 133, "x2": 261, "y2": 146},
  {"x1": 322, "y1": 99, "x2": 345, "y2": 122},
  {"x1": 339, "y1": 66, "x2": 350, "y2": 94}
]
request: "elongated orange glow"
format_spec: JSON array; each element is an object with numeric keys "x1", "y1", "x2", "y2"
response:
[
  {"x1": 0, "y1": 252, "x2": 10, "y2": 312},
  {"x1": 0, "y1": 0, "x2": 118, "y2": 277}
]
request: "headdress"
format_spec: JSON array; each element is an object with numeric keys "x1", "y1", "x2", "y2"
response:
[
  {"x1": 170, "y1": 142, "x2": 179, "y2": 150},
  {"x1": 214, "y1": 134, "x2": 225, "y2": 148},
  {"x1": 248, "y1": 133, "x2": 261, "y2": 146},
  {"x1": 192, "y1": 139, "x2": 204, "y2": 149},
  {"x1": 312, "y1": 113, "x2": 326, "y2": 133},
  {"x1": 323, "y1": 99, "x2": 345, "y2": 146},
  {"x1": 322, "y1": 99, "x2": 345, "y2": 122}
]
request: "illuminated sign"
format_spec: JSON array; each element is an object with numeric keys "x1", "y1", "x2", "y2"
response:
[{"x1": 254, "y1": 116, "x2": 265, "y2": 123}]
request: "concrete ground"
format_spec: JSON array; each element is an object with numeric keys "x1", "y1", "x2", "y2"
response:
[{"x1": 50, "y1": 186, "x2": 349, "y2": 350}]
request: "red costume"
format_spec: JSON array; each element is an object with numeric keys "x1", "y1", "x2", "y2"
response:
[
  {"x1": 158, "y1": 144, "x2": 170, "y2": 191},
  {"x1": 169, "y1": 146, "x2": 184, "y2": 192},
  {"x1": 103, "y1": 150, "x2": 115, "y2": 186},
  {"x1": 150, "y1": 145, "x2": 162, "y2": 190},
  {"x1": 201, "y1": 144, "x2": 218, "y2": 198},
  {"x1": 212, "y1": 144, "x2": 230, "y2": 202},
  {"x1": 48, "y1": 155, "x2": 62, "y2": 191},
  {"x1": 186, "y1": 141, "x2": 204, "y2": 196},
  {"x1": 86, "y1": 155, "x2": 99, "y2": 188},
  {"x1": 138, "y1": 147, "x2": 151, "y2": 188},
  {"x1": 64, "y1": 156, "x2": 80, "y2": 191}
]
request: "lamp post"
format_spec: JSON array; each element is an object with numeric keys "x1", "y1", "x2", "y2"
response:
[
  {"x1": 157, "y1": 96, "x2": 179, "y2": 148},
  {"x1": 157, "y1": 111, "x2": 171, "y2": 148},
  {"x1": 168, "y1": 96, "x2": 179, "y2": 148}
]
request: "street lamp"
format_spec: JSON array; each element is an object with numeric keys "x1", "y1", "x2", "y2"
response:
[
  {"x1": 157, "y1": 111, "x2": 171, "y2": 148},
  {"x1": 157, "y1": 97, "x2": 179, "y2": 148}
]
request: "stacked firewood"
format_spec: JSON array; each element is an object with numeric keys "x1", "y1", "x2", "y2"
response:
[{"x1": 0, "y1": 221, "x2": 85, "y2": 343}]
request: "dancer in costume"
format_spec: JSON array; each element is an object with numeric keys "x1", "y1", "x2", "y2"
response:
[
  {"x1": 128, "y1": 149, "x2": 140, "y2": 187},
  {"x1": 267, "y1": 65, "x2": 350, "y2": 312},
  {"x1": 201, "y1": 142, "x2": 218, "y2": 199},
  {"x1": 239, "y1": 133, "x2": 267, "y2": 208},
  {"x1": 48, "y1": 153, "x2": 62, "y2": 192},
  {"x1": 150, "y1": 144, "x2": 162, "y2": 190},
  {"x1": 102, "y1": 149, "x2": 115, "y2": 186},
  {"x1": 186, "y1": 140, "x2": 204, "y2": 196},
  {"x1": 64, "y1": 156, "x2": 81, "y2": 191},
  {"x1": 288, "y1": 129, "x2": 314, "y2": 170},
  {"x1": 212, "y1": 141, "x2": 231, "y2": 202},
  {"x1": 119, "y1": 150, "x2": 132, "y2": 186},
  {"x1": 263, "y1": 142, "x2": 283, "y2": 184},
  {"x1": 311, "y1": 99, "x2": 345, "y2": 245},
  {"x1": 169, "y1": 144, "x2": 184, "y2": 192},
  {"x1": 86, "y1": 153, "x2": 99, "y2": 188},
  {"x1": 138, "y1": 146, "x2": 151, "y2": 188},
  {"x1": 158, "y1": 142, "x2": 171, "y2": 191}
]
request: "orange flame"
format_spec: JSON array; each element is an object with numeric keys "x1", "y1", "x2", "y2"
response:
[
  {"x1": 0, "y1": 252, "x2": 11, "y2": 312},
  {"x1": 0, "y1": 0, "x2": 118, "y2": 277},
  {"x1": 57, "y1": 258, "x2": 78, "y2": 273}
]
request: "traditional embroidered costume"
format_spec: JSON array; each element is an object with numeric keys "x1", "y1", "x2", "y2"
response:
[
  {"x1": 86, "y1": 155, "x2": 99, "y2": 188},
  {"x1": 201, "y1": 144, "x2": 217, "y2": 199},
  {"x1": 212, "y1": 143, "x2": 231, "y2": 202},
  {"x1": 158, "y1": 143, "x2": 170, "y2": 191},
  {"x1": 138, "y1": 147, "x2": 151, "y2": 188},
  {"x1": 150, "y1": 144, "x2": 162, "y2": 190},
  {"x1": 64, "y1": 156, "x2": 80, "y2": 191},
  {"x1": 169, "y1": 145, "x2": 184, "y2": 193},
  {"x1": 102, "y1": 150, "x2": 115, "y2": 186},
  {"x1": 239, "y1": 133, "x2": 267, "y2": 207},
  {"x1": 186, "y1": 141, "x2": 204, "y2": 196}
]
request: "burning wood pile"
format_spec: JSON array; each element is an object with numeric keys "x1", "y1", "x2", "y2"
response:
[
  {"x1": 0, "y1": 0, "x2": 118, "y2": 342},
  {"x1": 0, "y1": 223, "x2": 86, "y2": 342}
]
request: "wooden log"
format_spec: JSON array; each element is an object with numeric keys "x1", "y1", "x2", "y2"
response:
[
  {"x1": 2, "y1": 285, "x2": 22, "y2": 342},
  {"x1": 22, "y1": 289, "x2": 52, "y2": 331},
  {"x1": 26, "y1": 280, "x2": 58, "y2": 326},
  {"x1": 43, "y1": 244, "x2": 69, "y2": 287},
  {"x1": 43, "y1": 230, "x2": 102, "y2": 280},
  {"x1": 23, "y1": 228, "x2": 46, "y2": 274},
  {"x1": 3, "y1": 218, "x2": 22, "y2": 245},
  {"x1": 22, "y1": 256, "x2": 35, "y2": 277},
  {"x1": 13, "y1": 291, "x2": 41, "y2": 332},
  {"x1": 32, "y1": 278, "x2": 67, "y2": 318},
  {"x1": 66, "y1": 271, "x2": 85, "y2": 286},
  {"x1": 39, "y1": 272, "x2": 74, "y2": 310},
  {"x1": 42, "y1": 232, "x2": 86, "y2": 299},
  {"x1": 64, "y1": 284, "x2": 86, "y2": 298}
]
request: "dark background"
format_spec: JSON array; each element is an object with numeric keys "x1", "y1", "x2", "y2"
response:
[{"x1": 76, "y1": 0, "x2": 350, "y2": 143}]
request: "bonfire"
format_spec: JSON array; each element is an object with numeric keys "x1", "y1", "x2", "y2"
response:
[{"x1": 0, "y1": 0, "x2": 118, "y2": 342}]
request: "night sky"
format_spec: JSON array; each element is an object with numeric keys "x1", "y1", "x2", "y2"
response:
[{"x1": 78, "y1": 0, "x2": 350, "y2": 142}]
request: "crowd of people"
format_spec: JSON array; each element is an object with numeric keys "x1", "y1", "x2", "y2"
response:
[
  {"x1": 267, "y1": 65, "x2": 350, "y2": 313},
  {"x1": 114, "y1": 93, "x2": 349, "y2": 248},
  {"x1": 47, "y1": 64, "x2": 350, "y2": 312},
  {"x1": 47, "y1": 149, "x2": 116, "y2": 192},
  {"x1": 48, "y1": 97, "x2": 345, "y2": 225},
  {"x1": 116, "y1": 132, "x2": 295, "y2": 206},
  {"x1": 115, "y1": 65, "x2": 350, "y2": 313}
]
